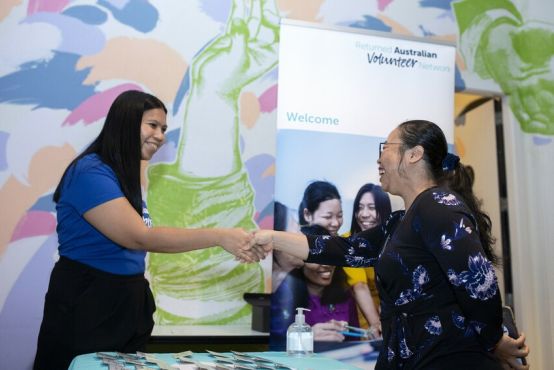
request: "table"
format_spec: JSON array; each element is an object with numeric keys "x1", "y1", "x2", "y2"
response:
[
  {"x1": 152, "y1": 325, "x2": 268, "y2": 337},
  {"x1": 68, "y1": 351, "x2": 363, "y2": 370},
  {"x1": 150, "y1": 325, "x2": 268, "y2": 346}
]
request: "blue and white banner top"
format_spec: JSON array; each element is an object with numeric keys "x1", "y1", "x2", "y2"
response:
[{"x1": 277, "y1": 19, "x2": 456, "y2": 142}]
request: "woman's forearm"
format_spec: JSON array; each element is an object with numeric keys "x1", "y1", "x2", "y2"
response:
[
  {"x1": 139, "y1": 227, "x2": 225, "y2": 253},
  {"x1": 256, "y1": 230, "x2": 309, "y2": 260},
  {"x1": 352, "y1": 282, "x2": 381, "y2": 326}
]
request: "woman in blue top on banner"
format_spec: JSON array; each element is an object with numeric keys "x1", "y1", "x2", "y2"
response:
[
  {"x1": 254, "y1": 120, "x2": 529, "y2": 369},
  {"x1": 34, "y1": 91, "x2": 262, "y2": 370}
]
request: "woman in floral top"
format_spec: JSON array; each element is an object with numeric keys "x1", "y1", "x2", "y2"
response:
[{"x1": 255, "y1": 120, "x2": 529, "y2": 369}]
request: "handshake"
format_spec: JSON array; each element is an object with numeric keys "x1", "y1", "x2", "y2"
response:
[
  {"x1": 219, "y1": 228, "x2": 309, "y2": 263},
  {"x1": 218, "y1": 229, "x2": 276, "y2": 263}
]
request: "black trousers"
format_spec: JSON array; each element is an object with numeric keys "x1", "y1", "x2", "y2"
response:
[{"x1": 33, "y1": 257, "x2": 156, "y2": 370}]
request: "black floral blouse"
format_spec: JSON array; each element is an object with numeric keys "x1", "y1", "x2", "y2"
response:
[{"x1": 305, "y1": 187, "x2": 504, "y2": 369}]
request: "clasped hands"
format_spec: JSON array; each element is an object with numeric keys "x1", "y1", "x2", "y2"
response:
[{"x1": 220, "y1": 229, "x2": 274, "y2": 263}]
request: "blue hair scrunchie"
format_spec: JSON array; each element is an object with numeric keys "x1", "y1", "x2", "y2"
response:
[{"x1": 442, "y1": 153, "x2": 460, "y2": 172}]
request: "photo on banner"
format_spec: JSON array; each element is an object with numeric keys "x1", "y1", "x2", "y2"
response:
[{"x1": 271, "y1": 20, "x2": 456, "y2": 368}]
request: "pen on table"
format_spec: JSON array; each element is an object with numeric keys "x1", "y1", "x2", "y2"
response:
[
  {"x1": 345, "y1": 325, "x2": 368, "y2": 333},
  {"x1": 339, "y1": 331, "x2": 368, "y2": 338}
]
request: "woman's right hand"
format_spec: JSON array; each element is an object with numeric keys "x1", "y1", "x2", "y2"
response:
[
  {"x1": 312, "y1": 320, "x2": 347, "y2": 342},
  {"x1": 253, "y1": 229, "x2": 274, "y2": 250},
  {"x1": 217, "y1": 228, "x2": 265, "y2": 262}
]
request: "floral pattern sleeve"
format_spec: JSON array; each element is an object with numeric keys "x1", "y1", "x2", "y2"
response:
[
  {"x1": 416, "y1": 191, "x2": 504, "y2": 350},
  {"x1": 305, "y1": 226, "x2": 385, "y2": 267}
]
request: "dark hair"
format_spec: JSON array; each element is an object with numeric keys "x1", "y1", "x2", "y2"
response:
[
  {"x1": 397, "y1": 120, "x2": 498, "y2": 265},
  {"x1": 273, "y1": 201, "x2": 288, "y2": 231},
  {"x1": 350, "y1": 183, "x2": 392, "y2": 234},
  {"x1": 299, "y1": 225, "x2": 351, "y2": 305},
  {"x1": 298, "y1": 181, "x2": 341, "y2": 226},
  {"x1": 53, "y1": 90, "x2": 167, "y2": 215}
]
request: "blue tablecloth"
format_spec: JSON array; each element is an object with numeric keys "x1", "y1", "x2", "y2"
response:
[{"x1": 68, "y1": 351, "x2": 363, "y2": 370}]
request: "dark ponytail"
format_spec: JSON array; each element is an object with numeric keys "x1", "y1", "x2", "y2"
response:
[
  {"x1": 443, "y1": 164, "x2": 498, "y2": 265},
  {"x1": 398, "y1": 120, "x2": 498, "y2": 265}
]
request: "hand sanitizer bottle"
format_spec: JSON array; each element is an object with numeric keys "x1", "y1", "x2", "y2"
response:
[{"x1": 286, "y1": 307, "x2": 313, "y2": 356}]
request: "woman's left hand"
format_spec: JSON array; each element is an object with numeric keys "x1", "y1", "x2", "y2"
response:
[
  {"x1": 494, "y1": 333, "x2": 530, "y2": 369},
  {"x1": 368, "y1": 321, "x2": 382, "y2": 339}
]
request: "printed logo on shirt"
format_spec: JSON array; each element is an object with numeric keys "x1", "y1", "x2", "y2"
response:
[{"x1": 142, "y1": 203, "x2": 153, "y2": 228}]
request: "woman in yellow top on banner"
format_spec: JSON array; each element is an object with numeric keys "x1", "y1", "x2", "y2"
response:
[{"x1": 343, "y1": 183, "x2": 391, "y2": 337}]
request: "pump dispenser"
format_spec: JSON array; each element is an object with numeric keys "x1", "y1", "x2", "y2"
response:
[{"x1": 286, "y1": 307, "x2": 313, "y2": 356}]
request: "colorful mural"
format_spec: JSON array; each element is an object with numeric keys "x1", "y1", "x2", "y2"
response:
[
  {"x1": 454, "y1": 0, "x2": 554, "y2": 136},
  {"x1": 1, "y1": 0, "x2": 552, "y2": 369}
]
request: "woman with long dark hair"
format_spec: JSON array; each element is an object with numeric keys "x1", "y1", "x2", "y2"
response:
[
  {"x1": 256, "y1": 120, "x2": 529, "y2": 369},
  {"x1": 34, "y1": 91, "x2": 260, "y2": 370},
  {"x1": 343, "y1": 183, "x2": 391, "y2": 337}
]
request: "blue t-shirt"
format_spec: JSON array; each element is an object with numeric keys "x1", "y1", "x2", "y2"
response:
[{"x1": 56, "y1": 153, "x2": 148, "y2": 275}]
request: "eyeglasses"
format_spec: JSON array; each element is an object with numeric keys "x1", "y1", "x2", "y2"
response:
[{"x1": 379, "y1": 142, "x2": 403, "y2": 157}]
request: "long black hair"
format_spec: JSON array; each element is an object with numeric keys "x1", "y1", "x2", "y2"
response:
[
  {"x1": 53, "y1": 90, "x2": 167, "y2": 215},
  {"x1": 350, "y1": 183, "x2": 392, "y2": 234},
  {"x1": 298, "y1": 181, "x2": 341, "y2": 226},
  {"x1": 397, "y1": 120, "x2": 498, "y2": 265}
]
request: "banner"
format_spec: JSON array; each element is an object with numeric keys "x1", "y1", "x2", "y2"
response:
[
  {"x1": 272, "y1": 19, "x2": 456, "y2": 366},
  {"x1": 275, "y1": 19, "x2": 456, "y2": 232}
]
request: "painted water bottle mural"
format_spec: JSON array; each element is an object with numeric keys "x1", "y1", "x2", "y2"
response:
[{"x1": 146, "y1": 0, "x2": 280, "y2": 325}]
